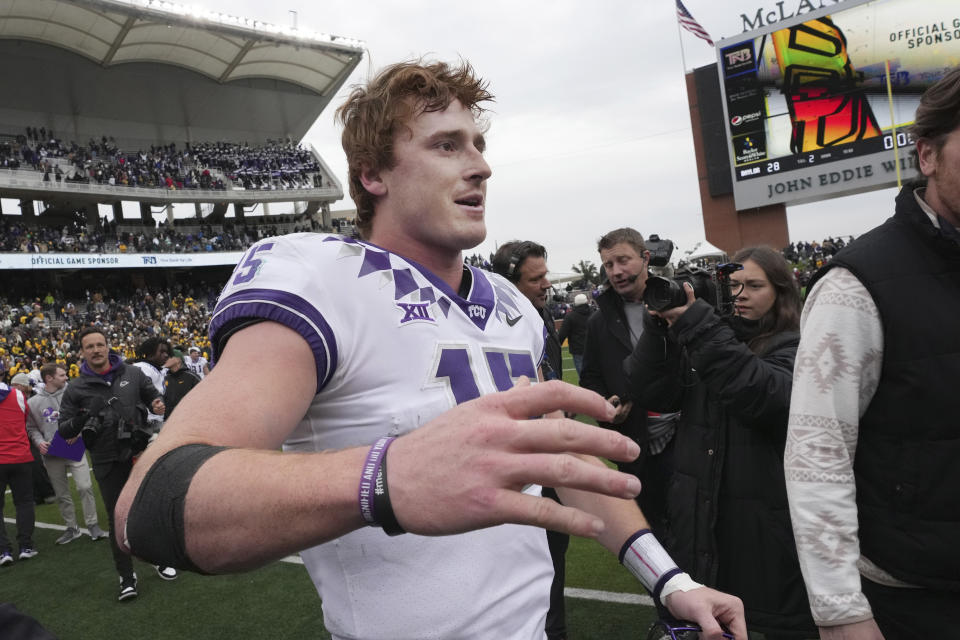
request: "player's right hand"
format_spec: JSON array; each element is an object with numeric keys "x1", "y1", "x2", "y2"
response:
[
  {"x1": 385, "y1": 378, "x2": 642, "y2": 539},
  {"x1": 664, "y1": 587, "x2": 746, "y2": 640}
]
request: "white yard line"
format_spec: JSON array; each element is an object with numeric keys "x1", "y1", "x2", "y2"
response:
[{"x1": 10, "y1": 517, "x2": 651, "y2": 606}]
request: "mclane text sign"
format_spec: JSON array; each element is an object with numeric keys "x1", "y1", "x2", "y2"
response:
[{"x1": 740, "y1": 0, "x2": 847, "y2": 31}]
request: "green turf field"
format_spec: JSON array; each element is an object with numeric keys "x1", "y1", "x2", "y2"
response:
[{"x1": 1, "y1": 348, "x2": 658, "y2": 639}]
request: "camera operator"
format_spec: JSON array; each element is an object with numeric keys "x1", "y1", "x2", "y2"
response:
[
  {"x1": 624, "y1": 246, "x2": 814, "y2": 638},
  {"x1": 58, "y1": 327, "x2": 173, "y2": 602}
]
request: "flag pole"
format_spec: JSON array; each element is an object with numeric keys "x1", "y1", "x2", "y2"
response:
[
  {"x1": 883, "y1": 59, "x2": 902, "y2": 189},
  {"x1": 675, "y1": 10, "x2": 689, "y2": 74}
]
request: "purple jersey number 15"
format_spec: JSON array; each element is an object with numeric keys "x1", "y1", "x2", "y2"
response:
[{"x1": 232, "y1": 242, "x2": 276, "y2": 285}]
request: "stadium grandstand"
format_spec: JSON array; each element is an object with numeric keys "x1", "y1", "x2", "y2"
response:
[{"x1": 0, "y1": 0, "x2": 363, "y2": 377}]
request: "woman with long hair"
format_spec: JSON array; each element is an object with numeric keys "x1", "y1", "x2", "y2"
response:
[{"x1": 625, "y1": 246, "x2": 814, "y2": 639}]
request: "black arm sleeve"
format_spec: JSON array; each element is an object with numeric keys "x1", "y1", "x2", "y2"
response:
[{"x1": 126, "y1": 444, "x2": 228, "y2": 573}]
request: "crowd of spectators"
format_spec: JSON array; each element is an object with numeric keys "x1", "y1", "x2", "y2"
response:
[
  {"x1": 0, "y1": 213, "x2": 323, "y2": 254},
  {"x1": 0, "y1": 211, "x2": 99, "y2": 253},
  {"x1": 463, "y1": 252, "x2": 492, "y2": 270},
  {"x1": 0, "y1": 284, "x2": 221, "y2": 385},
  {"x1": 190, "y1": 140, "x2": 323, "y2": 191},
  {"x1": 1, "y1": 127, "x2": 326, "y2": 193},
  {"x1": 781, "y1": 236, "x2": 854, "y2": 288}
]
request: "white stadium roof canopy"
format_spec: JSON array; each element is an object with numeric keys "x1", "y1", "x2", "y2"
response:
[{"x1": 0, "y1": 0, "x2": 364, "y2": 97}]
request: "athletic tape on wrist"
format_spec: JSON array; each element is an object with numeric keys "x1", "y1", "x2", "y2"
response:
[
  {"x1": 358, "y1": 436, "x2": 394, "y2": 525},
  {"x1": 619, "y1": 529, "x2": 699, "y2": 605},
  {"x1": 658, "y1": 571, "x2": 703, "y2": 602}
]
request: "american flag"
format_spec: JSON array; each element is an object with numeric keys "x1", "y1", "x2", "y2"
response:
[{"x1": 676, "y1": 0, "x2": 714, "y2": 46}]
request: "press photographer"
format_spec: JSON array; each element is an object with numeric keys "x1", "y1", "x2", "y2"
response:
[
  {"x1": 58, "y1": 326, "x2": 177, "y2": 602},
  {"x1": 641, "y1": 234, "x2": 742, "y2": 317},
  {"x1": 624, "y1": 246, "x2": 815, "y2": 637}
]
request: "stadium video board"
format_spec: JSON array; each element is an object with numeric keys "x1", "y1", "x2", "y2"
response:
[{"x1": 716, "y1": 0, "x2": 960, "y2": 210}]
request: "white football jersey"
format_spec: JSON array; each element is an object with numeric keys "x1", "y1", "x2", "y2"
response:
[
  {"x1": 210, "y1": 234, "x2": 553, "y2": 640},
  {"x1": 132, "y1": 360, "x2": 165, "y2": 423},
  {"x1": 185, "y1": 356, "x2": 207, "y2": 379}
]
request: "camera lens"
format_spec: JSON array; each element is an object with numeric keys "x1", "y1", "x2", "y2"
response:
[{"x1": 643, "y1": 276, "x2": 687, "y2": 312}]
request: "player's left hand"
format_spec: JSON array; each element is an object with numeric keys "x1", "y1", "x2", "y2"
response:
[
  {"x1": 151, "y1": 398, "x2": 166, "y2": 415},
  {"x1": 386, "y1": 378, "x2": 641, "y2": 539},
  {"x1": 664, "y1": 586, "x2": 746, "y2": 640}
]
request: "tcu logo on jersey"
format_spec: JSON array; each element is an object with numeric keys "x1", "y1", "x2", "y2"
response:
[
  {"x1": 468, "y1": 305, "x2": 487, "y2": 320},
  {"x1": 397, "y1": 302, "x2": 434, "y2": 325}
]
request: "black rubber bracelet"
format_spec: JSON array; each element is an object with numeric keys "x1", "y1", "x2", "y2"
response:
[{"x1": 373, "y1": 442, "x2": 406, "y2": 536}]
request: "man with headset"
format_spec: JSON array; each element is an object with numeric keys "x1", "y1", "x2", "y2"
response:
[
  {"x1": 492, "y1": 239, "x2": 567, "y2": 640},
  {"x1": 492, "y1": 241, "x2": 562, "y2": 381}
]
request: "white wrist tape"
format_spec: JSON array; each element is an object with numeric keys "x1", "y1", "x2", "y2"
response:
[
  {"x1": 619, "y1": 529, "x2": 701, "y2": 605},
  {"x1": 659, "y1": 571, "x2": 704, "y2": 602}
]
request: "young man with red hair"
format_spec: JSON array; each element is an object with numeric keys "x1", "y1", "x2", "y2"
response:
[{"x1": 118, "y1": 60, "x2": 745, "y2": 639}]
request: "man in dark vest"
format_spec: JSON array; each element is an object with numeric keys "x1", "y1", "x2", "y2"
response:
[
  {"x1": 491, "y1": 240, "x2": 567, "y2": 640},
  {"x1": 786, "y1": 66, "x2": 960, "y2": 639}
]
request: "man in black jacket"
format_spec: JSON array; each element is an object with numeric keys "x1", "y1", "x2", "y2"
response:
[
  {"x1": 580, "y1": 227, "x2": 675, "y2": 537},
  {"x1": 162, "y1": 350, "x2": 200, "y2": 420},
  {"x1": 58, "y1": 327, "x2": 172, "y2": 602},
  {"x1": 491, "y1": 240, "x2": 567, "y2": 640}
]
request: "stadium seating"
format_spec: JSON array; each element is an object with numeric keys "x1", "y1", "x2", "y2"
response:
[{"x1": 1, "y1": 129, "x2": 325, "y2": 193}]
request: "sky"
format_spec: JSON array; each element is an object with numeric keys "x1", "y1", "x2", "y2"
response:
[{"x1": 149, "y1": 0, "x2": 901, "y2": 273}]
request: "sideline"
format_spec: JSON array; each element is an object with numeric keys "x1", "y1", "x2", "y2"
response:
[{"x1": 13, "y1": 518, "x2": 653, "y2": 606}]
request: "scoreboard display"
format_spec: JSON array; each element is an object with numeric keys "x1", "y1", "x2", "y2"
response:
[{"x1": 716, "y1": 0, "x2": 960, "y2": 210}]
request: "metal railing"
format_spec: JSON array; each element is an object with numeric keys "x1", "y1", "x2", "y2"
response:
[{"x1": 0, "y1": 167, "x2": 344, "y2": 204}]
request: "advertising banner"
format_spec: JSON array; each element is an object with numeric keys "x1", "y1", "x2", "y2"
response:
[
  {"x1": 0, "y1": 252, "x2": 243, "y2": 270},
  {"x1": 716, "y1": 0, "x2": 960, "y2": 209}
]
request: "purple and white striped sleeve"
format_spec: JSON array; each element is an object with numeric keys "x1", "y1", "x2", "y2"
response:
[{"x1": 209, "y1": 287, "x2": 338, "y2": 393}]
